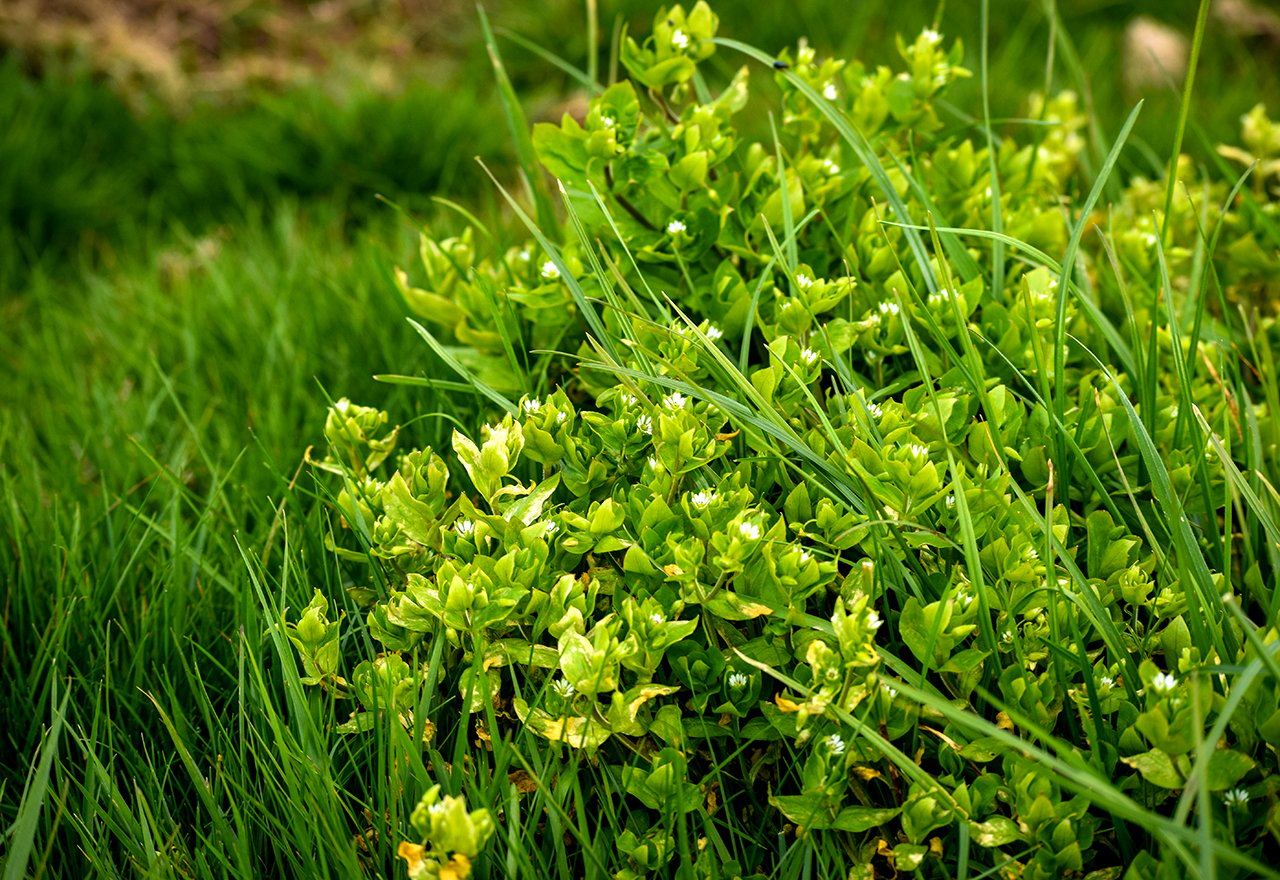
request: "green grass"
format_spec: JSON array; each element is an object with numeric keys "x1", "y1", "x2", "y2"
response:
[{"x1": 4, "y1": 1, "x2": 1280, "y2": 877}]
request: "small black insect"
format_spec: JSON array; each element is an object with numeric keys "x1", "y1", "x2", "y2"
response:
[{"x1": 772, "y1": 60, "x2": 790, "y2": 70}]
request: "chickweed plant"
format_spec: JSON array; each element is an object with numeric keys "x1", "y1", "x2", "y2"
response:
[{"x1": 293, "y1": 2, "x2": 1280, "y2": 878}]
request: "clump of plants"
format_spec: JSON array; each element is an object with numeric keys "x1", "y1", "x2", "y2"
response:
[{"x1": 291, "y1": 4, "x2": 1280, "y2": 877}]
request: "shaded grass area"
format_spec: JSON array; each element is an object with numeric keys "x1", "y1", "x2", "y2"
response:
[{"x1": 0, "y1": 57, "x2": 510, "y2": 282}]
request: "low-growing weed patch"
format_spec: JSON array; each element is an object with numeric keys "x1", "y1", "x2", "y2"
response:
[{"x1": 298, "y1": 3, "x2": 1280, "y2": 877}]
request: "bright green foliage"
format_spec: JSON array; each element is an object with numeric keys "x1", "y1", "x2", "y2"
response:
[{"x1": 298, "y1": 3, "x2": 1280, "y2": 877}]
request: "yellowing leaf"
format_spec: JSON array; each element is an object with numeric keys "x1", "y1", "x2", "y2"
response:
[
  {"x1": 398, "y1": 842, "x2": 427, "y2": 875},
  {"x1": 439, "y1": 852, "x2": 473, "y2": 880}
]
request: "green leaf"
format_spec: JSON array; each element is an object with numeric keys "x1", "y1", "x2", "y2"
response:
[
  {"x1": 969, "y1": 815, "x2": 1025, "y2": 847},
  {"x1": 832, "y1": 806, "x2": 901, "y2": 833},
  {"x1": 1121, "y1": 749, "x2": 1184, "y2": 789},
  {"x1": 1204, "y1": 749, "x2": 1255, "y2": 792}
]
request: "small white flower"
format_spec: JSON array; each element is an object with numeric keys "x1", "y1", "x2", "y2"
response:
[
  {"x1": 517, "y1": 246, "x2": 532, "y2": 261},
  {"x1": 429, "y1": 800, "x2": 448, "y2": 817},
  {"x1": 825, "y1": 733, "x2": 847, "y2": 754},
  {"x1": 877, "y1": 301, "x2": 900, "y2": 317},
  {"x1": 556, "y1": 411, "x2": 568, "y2": 424},
  {"x1": 927, "y1": 288, "x2": 956, "y2": 307},
  {"x1": 921, "y1": 28, "x2": 942, "y2": 46},
  {"x1": 956, "y1": 590, "x2": 974, "y2": 610},
  {"x1": 1143, "y1": 232, "x2": 1158, "y2": 247},
  {"x1": 521, "y1": 397, "x2": 542, "y2": 415},
  {"x1": 1000, "y1": 629, "x2": 1014, "y2": 644},
  {"x1": 545, "y1": 520, "x2": 560, "y2": 535},
  {"x1": 667, "y1": 219, "x2": 687, "y2": 235},
  {"x1": 663, "y1": 392, "x2": 687, "y2": 409},
  {"x1": 945, "y1": 494, "x2": 957, "y2": 508},
  {"x1": 454, "y1": 519, "x2": 475, "y2": 536},
  {"x1": 882, "y1": 682, "x2": 898, "y2": 698},
  {"x1": 647, "y1": 456, "x2": 660, "y2": 469},
  {"x1": 1223, "y1": 788, "x2": 1250, "y2": 809},
  {"x1": 794, "y1": 273, "x2": 814, "y2": 290},
  {"x1": 620, "y1": 392, "x2": 638, "y2": 407},
  {"x1": 636, "y1": 414, "x2": 653, "y2": 435},
  {"x1": 779, "y1": 299, "x2": 793, "y2": 310},
  {"x1": 865, "y1": 609, "x2": 883, "y2": 631},
  {"x1": 822, "y1": 158, "x2": 841, "y2": 175},
  {"x1": 728, "y1": 672, "x2": 749, "y2": 688},
  {"x1": 907, "y1": 443, "x2": 929, "y2": 459},
  {"x1": 1099, "y1": 676, "x2": 1115, "y2": 689},
  {"x1": 738, "y1": 521, "x2": 762, "y2": 540},
  {"x1": 649, "y1": 612, "x2": 664, "y2": 626},
  {"x1": 1023, "y1": 545, "x2": 1039, "y2": 561},
  {"x1": 822, "y1": 81, "x2": 838, "y2": 101},
  {"x1": 691, "y1": 491, "x2": 715, "y2": 509},
  {"x1": 800, "y1": 348, "x2": 819, "y2": 365},
  {"x1": 671, "y1": 29, "x2": 690, "y2": 49},
  {"x1": 540, "y1": 260, "x2": 560, "y2": 279},
  {"x1": 1151, "y1": 672, "x2": 1179, "y2": 695},
  {"x1": 550, "y1": 679, "x2": 576, "y2": 698},
  {"x1": 600, "y1": 115, "x2": 616, "y2": 129},
  {"x1": 865, "y1": 401, "x2": 884, "y2": 419},
  {"x1": 705, "y1": 325, "x2": 723, "y2": 341},
  {"x1": 799, "y1": 550, "x2": 812, "y2": 563}
]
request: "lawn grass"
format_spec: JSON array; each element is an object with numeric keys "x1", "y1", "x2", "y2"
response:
[{"x1": 3, "y1": 1, "x2": 1280, "y2": 877}]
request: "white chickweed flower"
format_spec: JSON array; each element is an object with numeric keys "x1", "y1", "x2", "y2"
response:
[
  {"x1": 956, "y1": 590, "x2": 974, "y2": 610},
  {"x1": 921, "y1": 29, "x2": 942, "y2": 46},
  {"x1": 822, "y1": 82, "x2": 838, "y2": 101},
  {"x1": 865, "y1": 401, "x2": 884, "y2": 419},
  {"x1": 1151, "y1": 672, "x2": 1179, "y2": 695},
  {"x1": 620, "y1": 392, "x2": 638, "y2": 406},
  {"x1": 636, "y1": 414, "x2": 654, "y2": 435},
  {"x1": 728, "y1": 672, "x2": 749, "y2": 689},
  {"x1": 877, "y1": 301, "x2": 901, "y2": 317},
  {"x1": 556, "y1": 411, "x2": 568, "y2": 424},
  {"x1": 544, "y1": 520, "x2": 560, "y2": 535},
  {"x1": 691, "y1": 491, "x2": 715, "y2": 509},
  {"x1": 738, "y1": 521, "x2": 762, "y2": 540},
  {"x1": 799, "y1": 550, "x2": 812, "y2": 563},
  {"x1": 667, "y1": 219, "x2": 687, "y2": 235},
  {"x1": 663, "y1": 392, "x2": 687, "y2": 409},
  {"x1": 521, "y1": 397, "x2": 542, "y2": 416},
  {"x1": 600, "y1": 115, "x2": 616, "y2": 129},
  {"x1": 649, "y1": 612, "x2": 664, "y2": 626},
  {"x1": 705, "y1": 324, "x2": 723, "y2": 341},
  {"x1": 794, "y1": 273, "x2": 814, "y2": 290},
  {"x1": 800, "y1": 348, "x2": 819, "y2": 366},
  {"x1": 907, "y1": 443, "x2": 929, "y2": 459},
  {"x1": 1223, "y1": 788, "x2": 1250, "y2": 809},
  {"x1": 550, "y1": 679, "x2": 576, "y2": 698},
  {"x1": 540, "y1": 260, "x2": 560, "y2": 280},
  {"x1": 865, "y1": 609, "x2": 883, "y2": 631},
  {"x1": 825, "y1": 733, "x2": 847, "y2": 754},
  {"x1": 822, "y1": 158, "x2": 841, "y2": 175},
  {"x1": 454, "y1": 519, "x2": 475, "y2": 537},
  {"x1": 1099, "y1": 676, "x2": 1115, "y2": 689},
  {"x1": 647, "y1": 456, "x2": 660, "y2": 469},
  {"x1": 671, "y1": 29, "x2": 690, "y2": 49}
]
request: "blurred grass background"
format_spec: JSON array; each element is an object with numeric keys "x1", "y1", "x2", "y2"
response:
[{"x1": 2, "y1": 0, "x2": 1280, "y2": 876}]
